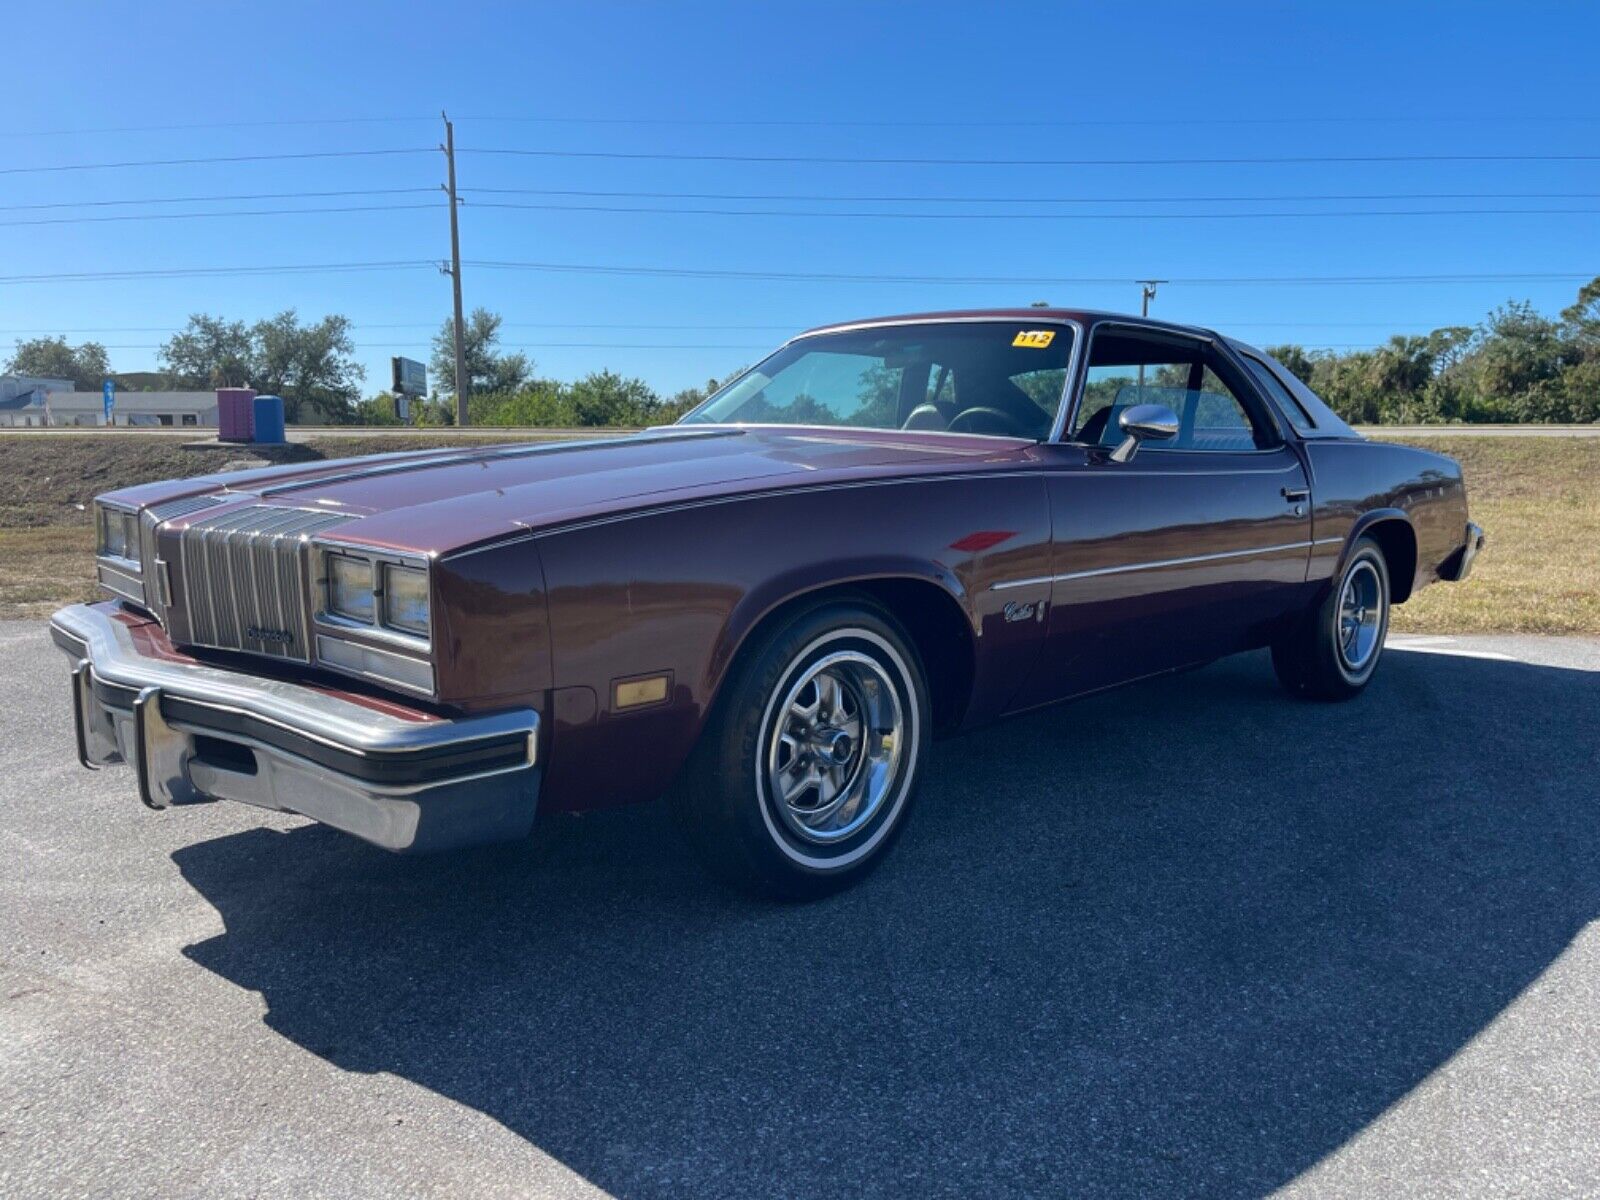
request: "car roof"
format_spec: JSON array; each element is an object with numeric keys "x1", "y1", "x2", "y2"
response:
[{"x1": 793, "y1": 308, "x2": 1218, "y2": 342}]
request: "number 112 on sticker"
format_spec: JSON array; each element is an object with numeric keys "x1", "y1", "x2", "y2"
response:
[{"x1": 1012, "y1": 330, "x2": 1056, "y2": 348}]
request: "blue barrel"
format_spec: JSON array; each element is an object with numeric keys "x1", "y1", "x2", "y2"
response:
[{"x1": 251, "y1": 394, "x2": 286, "y2": 444}]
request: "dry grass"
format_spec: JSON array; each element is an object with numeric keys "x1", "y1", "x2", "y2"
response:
[
  {"x1": 1379, "y1": 436, "x2": 1600, "y2": 636},
  {"x1": 2, "y1": 432, "x2": 1595, "y2": 633},
  {"x1": 0, "y1": 433, "x2": 532, "y2": 620}
]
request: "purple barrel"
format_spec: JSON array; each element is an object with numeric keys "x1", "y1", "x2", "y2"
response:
[{"x1": 217, "y1": 388, "x2": 257, "y2": 442}]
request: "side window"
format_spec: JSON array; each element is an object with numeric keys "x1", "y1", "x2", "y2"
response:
[
  {"x1": 1188, "y1": 366, "x2": 1259, "y2": 451},
  {"x1": 1240, "y1": 354, "x2": 1317, "y2": 435},
  {"x1": 1071, "y1": 330, "x2": 1266, "y2": 451}
]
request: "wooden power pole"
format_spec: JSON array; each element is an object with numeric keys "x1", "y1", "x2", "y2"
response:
[{"x1": 442, "y1": 112, "x2": 468, "y2": 426}]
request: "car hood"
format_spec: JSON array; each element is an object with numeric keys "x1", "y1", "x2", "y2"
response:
[{"x1": 113, "y1": 427, "x2": 1032, "y2": 555}]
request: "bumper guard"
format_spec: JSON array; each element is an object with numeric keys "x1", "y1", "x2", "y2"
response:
[{"x1": 51, "y1": 603, "x2": 540, "y2": 852}]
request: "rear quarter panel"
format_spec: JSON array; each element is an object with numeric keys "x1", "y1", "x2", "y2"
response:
[{"x1": 1303, "y1": 440, "x2": 1468, "y2": 594}]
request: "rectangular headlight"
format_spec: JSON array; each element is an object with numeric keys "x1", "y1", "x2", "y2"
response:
[
  {"x1": 99, "y1": 506, "x2": 137, "y2": 563},
  {"x1": 381, "y1": 563, "x2": 430, "y2": 636},
  {"x1": 327, "y1": 553, "x2": 375, "y2": 623}
]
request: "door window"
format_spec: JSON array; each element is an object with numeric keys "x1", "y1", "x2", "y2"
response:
[{"x1": 1071, "y1": 330, "x2": 1267, "y2": 451}]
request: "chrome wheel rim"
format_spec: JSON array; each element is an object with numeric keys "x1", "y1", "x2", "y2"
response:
[
  {"x1": 1337, "y1": 559, "x2": 1384, "y2": 671},
  {"x1": 764, "y1": 649, "x2": 904, "y2": 845}
]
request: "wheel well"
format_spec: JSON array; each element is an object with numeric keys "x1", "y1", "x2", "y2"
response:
[
  {"x1": 1362, "y1": 519, "x2": 1418, "y2": 603},
  {"x1": 735, "y1": 578, "x2": 977, "y2": 735}
]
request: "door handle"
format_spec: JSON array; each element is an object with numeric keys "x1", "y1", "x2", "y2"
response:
[{"x1": 1281, "y1": 487, "x2": 1310, "y2": 502}]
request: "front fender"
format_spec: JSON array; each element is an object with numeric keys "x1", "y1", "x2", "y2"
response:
[{"x1": 708, "y1": 555, "x2": 975, "y2": 703}]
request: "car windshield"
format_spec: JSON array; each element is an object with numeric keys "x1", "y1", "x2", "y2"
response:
[{"x1": 680, "y1": 321, "x2": 1076, "y2": 440}]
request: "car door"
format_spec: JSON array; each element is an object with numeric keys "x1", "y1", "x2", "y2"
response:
[{"x1": 1007, "y1": 325, "x2": 1312, "y2": 709}]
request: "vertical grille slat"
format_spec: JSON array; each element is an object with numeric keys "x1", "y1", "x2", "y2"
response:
[
  {"x1": 178, "y1": 505, "x2": 351, "y2": 661},
  {"x1": 138, "y1": 494, "x2": 223, "y2": 620}
]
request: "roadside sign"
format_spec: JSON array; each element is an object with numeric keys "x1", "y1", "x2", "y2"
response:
[
  {"x1": 391, "y1": 356, "x2": 427, "y2": 397},
  {"x1": 102, "y1": 379, "x2": 115, "y2": 425}
]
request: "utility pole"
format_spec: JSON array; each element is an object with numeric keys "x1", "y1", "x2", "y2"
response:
[
  {"x1": 1138, "y1": 279, "x2": 1166, "y2": 317},
  {"x1": 1135, "y1": 280, "x2": 1166, "y2": 395},
  {"x1": 442, "y1": 111, "x2": 469, "y2": 426}
]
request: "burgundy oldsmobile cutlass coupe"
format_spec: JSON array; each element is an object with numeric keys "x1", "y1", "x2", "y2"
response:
[{"x1": 53, "y1": 310, "x2": 1485, "y2": 897}]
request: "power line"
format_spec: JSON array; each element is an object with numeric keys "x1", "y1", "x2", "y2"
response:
[
  {"x1": 0, "y1": 116, "x2": 433, "y2": 138},
  {"x1": 463, "y1": 146, "x2": 1600, "y2": 167},
  {"x1": 1, "y1": 341, "x2": 772, "y2": 351},
  {"x1": 1, "y1": 260, "x2": 1588, "y2": 289},
  {"x1": 0, "y1": 202, "x2": 444, "y2": 228},
  {"x1": 466, "y1": 186, "x2": 1600, "y2": 205},
  {"x1": 467, "y1": 261, "x2": 1594, "y2": 287},
  {"x1": 0, "y1": 187, "x2": 438, "y2": 212},
  {"x1": 468, "y1": 200, "x2": 1600, "y2": 221},
  {"x1": 0, "y1": 322, "x2": 800, "y2": 333},
  {"x1": 0, "y1": 148, "x2": 434, "y2": 176},
  {"x1": 0, "y1": 261, "x2": 435, "y2": 284},
  {"x1": 454, "y1": 112, "x2": 1600, "y2": 130},
  {"x1": 10, "y1": 113, "x2": 1599, "y2": 137}
]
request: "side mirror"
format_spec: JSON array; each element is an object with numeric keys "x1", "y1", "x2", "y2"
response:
[{"x1": 1109, "y1": 403, "x2": 1179, "y2": 463}]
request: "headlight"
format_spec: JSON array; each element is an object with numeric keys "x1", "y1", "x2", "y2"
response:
[
  {"x1": 327, "y1": 554, "x2": 375, "y2": 623},
  {"x1": 99, "y1": 506, "x2": 138, "y2": 564},
  {"x1": 381, "y1": 563, "x2": 430, "y2": 635}
]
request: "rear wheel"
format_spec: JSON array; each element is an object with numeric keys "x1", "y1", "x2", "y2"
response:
[
  {"x1": 1272, "y1": 536, "x2": 1391, "y2": 700},
  {"x1": 673, "y1": 599, "x2": 930, "y2": 900}
]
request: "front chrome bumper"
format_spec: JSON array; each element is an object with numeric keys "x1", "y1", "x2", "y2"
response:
[{"x1": 51, "y1": 603, "x2": 540, "y2": 853}]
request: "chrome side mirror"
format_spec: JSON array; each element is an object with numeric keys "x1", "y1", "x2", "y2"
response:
[{"x1": 1109, "y1": 403, "x2": 1180, "y2": 463}]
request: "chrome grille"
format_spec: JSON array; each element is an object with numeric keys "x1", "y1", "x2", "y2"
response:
[
  {"x1": 179, "y1": 505, "x2": 352, "y2": 661},
  {"x1": 139, "y1": 494, "x2": 224, "y2": 617}
]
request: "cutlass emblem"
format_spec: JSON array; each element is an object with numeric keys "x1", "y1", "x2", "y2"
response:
[{"x1": 1002, "y1": 600, "x2": 1043, "y2": 624}]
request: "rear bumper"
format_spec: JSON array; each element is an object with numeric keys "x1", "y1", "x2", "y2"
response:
[
  {"x1": 50, "y1": 603, "x2": 540, "y2": 853},
  {"x1": 1441, "y1": 521, "x2": 1487, "y2": 582}
]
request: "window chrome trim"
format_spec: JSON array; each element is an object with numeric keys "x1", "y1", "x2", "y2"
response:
[{"x1": 990, "y1": 540, "x2": 1315, "y2": 591}]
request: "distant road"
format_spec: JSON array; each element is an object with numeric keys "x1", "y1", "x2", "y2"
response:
[
  {"x1": 1360, "y1": 424, "x2": 1600, "y2": 438},
  {"x1": 0, "y1": 423, "x2": 1595, "y2": 440}
]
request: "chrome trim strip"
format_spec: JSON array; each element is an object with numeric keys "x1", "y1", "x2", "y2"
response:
[
  {"x1": 49, "y1": 603, "x2": 535, "y2": 763},
  {"x1": 990, "y1": 540, "x2": 1315, "y2": 590},
  {"x1": 1047, "y1": 318, "x2": 1088, "y2": 444}
]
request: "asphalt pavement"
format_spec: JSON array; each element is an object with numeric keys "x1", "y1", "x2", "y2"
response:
[{"x1": 2, "y1": 623, "x2": 1597, "y2": 1199}]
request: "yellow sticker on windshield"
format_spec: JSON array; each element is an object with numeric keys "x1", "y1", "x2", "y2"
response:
[{"x1": 1013, "y1": 330, "x2": 1056, "y2": 348}]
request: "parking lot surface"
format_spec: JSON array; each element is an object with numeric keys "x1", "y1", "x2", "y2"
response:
[{"x1": 2, "y1": 623, "x2": 1597, "y2": 1199}]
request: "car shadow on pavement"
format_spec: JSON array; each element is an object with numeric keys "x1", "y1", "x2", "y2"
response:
[{"x1": 172, "y1": 648, "x2": 1600, "y2": 1199}]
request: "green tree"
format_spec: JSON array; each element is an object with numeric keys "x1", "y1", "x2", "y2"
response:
[
  {"x1": 251, "y1": 310, "x2": 364, "y2": 423},
  {"x1": 159, "y1": 315, "x2": 254, "y2": 389},
  {"x1": 430, "y1": 308, "x2": 531, "y2": 399},
  {"x1": 1263, "y1": 344, "x2": 1317, "y2": 386},
  {"x1": 4, "y1": 336, "x2": 111, "y2": 390},
  {"x1": 567, "y1": 370, "x2": 661, "y2": 426}
]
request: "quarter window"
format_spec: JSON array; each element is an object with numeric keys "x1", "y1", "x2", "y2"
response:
[{"x1": 1240, "y1": 354, "x2": 1318, "y2": 435}]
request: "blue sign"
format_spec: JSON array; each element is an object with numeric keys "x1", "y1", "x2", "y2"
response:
[{"x1": 102, "y1": 379, "x2": 115, "y2": 424}]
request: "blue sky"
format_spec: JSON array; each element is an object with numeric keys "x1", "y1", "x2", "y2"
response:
[{"x1": 3, "y1": 1, "x2": 1595, "y2": 396}]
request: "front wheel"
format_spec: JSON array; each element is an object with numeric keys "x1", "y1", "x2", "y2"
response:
[
  {"x1": 673, "y1": 599, "x2": 930, "y2": 900},
  {"x1": 1272, "y1": 536, "x2": 1391, "y2": 700}
]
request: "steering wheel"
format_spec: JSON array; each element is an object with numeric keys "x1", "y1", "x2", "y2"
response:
[
  {"x1": 946, "y1": 406, "x2": 1030, "y2": 438},
  {"x1": 900, "y1": 403, "x2": 948, "y2": 431}
]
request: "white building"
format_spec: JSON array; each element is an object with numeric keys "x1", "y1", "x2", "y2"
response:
[
  {"x1": 43, "y1": 391, "x2": 219, "y2": 427},
  {"x1": 0, "y1": 375, "x2": 73, "y2": 426}
]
